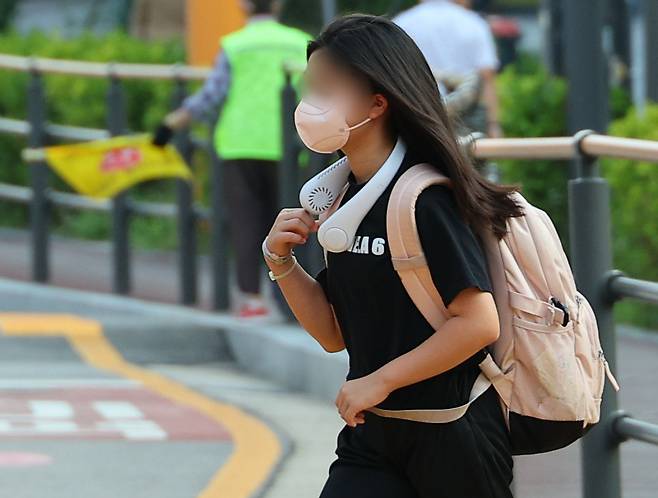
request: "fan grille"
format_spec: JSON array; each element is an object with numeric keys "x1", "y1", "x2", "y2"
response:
[{"x1": 309, "y1": 186, "x2": 334, "y2": 212}]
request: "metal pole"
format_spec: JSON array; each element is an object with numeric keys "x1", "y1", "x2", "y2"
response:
[
  {"x1": 614, "y1": 415, "x2": 658, "y2": 446},
  {"x1": 172, "y1": 77, "x2": 198, "y2": 306},
  {"x1": 320, "y1": 0, "x2": 336, "y2": 25},
  {"x1": 274, "y1": 70, "x2": 300, "y2": 321},
  {"x1": 609, "y1": 0, "x2": 630, "y2": 88},
  {"x1": 569, "y1": 132, "x2": 621, "y2": 498},
  {"x1": 562, "y1": 0, "x2": 609, "y2": 179},
  {"x1": 646, "y1": 0, "x2": 658, "y2": 102},
  {"x1": 540, "y1": 0, "x2": 563, "y2": 75},
  {"x1": 27, "y1": 68, "x2": 49, "y2": 283},
  {"x1": 303, "y1": 151, "x2": 331, "y2": 274},
  {"x1": 107, "y1": 74, "x2": 131, "y2": 295},
  {"x1": 629, "y1": 0, "x2": 648, "y2": 115},
  {"x1": 279, "y1": 72, "x2": 299, "y2": 212},
  {"x1": 209, "y1": 138, "x2": 230, "y2": 311}
]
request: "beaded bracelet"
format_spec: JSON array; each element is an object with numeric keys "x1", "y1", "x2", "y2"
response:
[
  {"x1": 262, "y1": 238, "x2": 293, "y2": 265},
  {"x1": 268, "y1": 256, "x2": 298, "y2": 282}
]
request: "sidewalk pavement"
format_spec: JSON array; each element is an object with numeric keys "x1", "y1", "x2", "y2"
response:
[
  {"x1": 152, "y1": 361, "x2": 344, "y2": 498},
  {"x1": 0, "y1": 226, "x2": 293, "y2": 316}
]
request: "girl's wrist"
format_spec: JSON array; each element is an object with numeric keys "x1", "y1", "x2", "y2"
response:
[
  {"x1": 268, "y1": 256, "x2": 298, "y2": 282},
  {"x1": 262, "y1": 237, "x2": 293, "y2": 265},
  {"x1": 370, "y1": 367, "x2": 397, "y2": 395}
]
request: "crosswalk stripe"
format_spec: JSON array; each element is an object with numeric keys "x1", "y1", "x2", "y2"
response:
[
  {"x1": 93, "y1": 401, "x2": 143, "y2": 419},
  {"x1": 29, "y1": 400, "x2": 73, "y2": 418}
]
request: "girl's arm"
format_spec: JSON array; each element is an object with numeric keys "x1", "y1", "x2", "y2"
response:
[
  {"x1": 264, "y1": 208, "x2": 345, "y2": 353},
  {"x1": 335, "y1": 286, "x2": 498, "y2": 427},
  {"x1": 374, "y1": 183, "x2": 499, "y2": 390},
  {"x1": 373, "y1": 286, "x2": 499, "y2": 392}
]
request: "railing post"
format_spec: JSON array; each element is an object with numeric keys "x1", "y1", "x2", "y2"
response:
[
  {"x1": 27, "y1": 65, "x2": 50, "y2": 283},
  {"x1": 274, "y1": 69, "x2": 300, "y2": 321},
  {"x1": 301, "y1": 151, "x2": 330, "y2": 274},
  {"x1": 171, "y1": 74, "x2": 198, "y2": 306},
  {"x1": 209, "y1": 133, "x2": 230, "y2": 311},
  {"x1": 646, "y1": 0, "x2": 658, "y2": 102},
  {"x1": 562, "y1": 0, "x2": 609, "y2": 178},
  {"x1": 107, "y1": 71, "x2": 131, "y2": 295},
  {"x1": 278, "y1": 70, "x2": 299, "y2": 212},
  {"x1": 568, "y1": 130, "x2": 621, "y2": 498}
]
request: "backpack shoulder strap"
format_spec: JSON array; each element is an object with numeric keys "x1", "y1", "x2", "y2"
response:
[{"x1": 386, "y1": 163, "x2": 453, "y2": 330}]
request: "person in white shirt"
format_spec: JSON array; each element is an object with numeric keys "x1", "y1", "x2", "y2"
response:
[{"x1": 393, "y1": 0, "x2": 503, "y2": 138}]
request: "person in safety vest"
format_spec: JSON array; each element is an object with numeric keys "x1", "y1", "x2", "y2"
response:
[{"x1": 154, "y1": 0, "x2": 312, "y2": 319}]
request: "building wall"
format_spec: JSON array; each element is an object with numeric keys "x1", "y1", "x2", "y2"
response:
[
  {"x1": 187, "y1": 0, "x2": 246, "y2": 66},
  {"x1": 13, "y1": 0, "x2": 124, "y2": 35}
]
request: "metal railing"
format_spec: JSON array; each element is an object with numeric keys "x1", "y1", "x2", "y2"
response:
[
  {"x1": 1, "y1": 53, "x2": 658, "y2": 497},
  {"x1": 0, "y1": 54, "x2": 227, "y2": 308},
  {"x1": 467, "y1": 129, "x2": 658, "y2": 498}
]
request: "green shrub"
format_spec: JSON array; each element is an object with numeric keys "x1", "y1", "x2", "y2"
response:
[
  {"x1": 496, "y1": 57, "x2": 570, "y2": 244},
  {"x1": 602, "y1": 105, "x2": 658, "y2": 330},
  {"x1": 496, "y1": 57, "x2": 655, "y2": 331}
]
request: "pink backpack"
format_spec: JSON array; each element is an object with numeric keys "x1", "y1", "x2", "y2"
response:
[{"x1": 319, "y1": 163, "x2": 620, "y2": 455}]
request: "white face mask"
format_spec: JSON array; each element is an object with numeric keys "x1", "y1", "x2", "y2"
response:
[{"x1": 293, "y1": 96, "x2": 372, "y2": 154}]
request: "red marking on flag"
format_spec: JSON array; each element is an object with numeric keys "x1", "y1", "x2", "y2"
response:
[{"x1": 100, "y1": 147, "x2": 142, "y2": 172}]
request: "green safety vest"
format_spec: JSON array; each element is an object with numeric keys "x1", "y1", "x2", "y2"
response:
[{"x1": 214, "y1": 20, "x2": 311, "y2": 161}]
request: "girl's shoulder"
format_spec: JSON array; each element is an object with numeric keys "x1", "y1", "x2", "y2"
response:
[
  {"x1": 412, "y1": 183, "x2": 493, "y2": 307},
  {"x1": 415, "y1": 183, "x2": 462, "y2": 222}
]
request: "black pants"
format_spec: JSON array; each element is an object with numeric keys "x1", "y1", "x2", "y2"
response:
[
  {"x1": 223, "y1": 158, "x2": 279, "y2": 295},
  {"x1": 319, "y1": 385, "x2": 514, "y2": 498}
]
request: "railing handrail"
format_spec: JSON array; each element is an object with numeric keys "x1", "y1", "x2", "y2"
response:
[
  {"x1": 0, "y1": 181, "x2": 210, "y2": 220},
  {"x1": 3, "y1": 121, "x2": 658, "y2": 164},
  {"x1": 469, "y1": 136, "x2": 576, "y2": 160},
  {"x1": 467, "y1": 133, "x2": 658, "y2": 163},
  {"x1": 0, "y1": 53, "x2": 306, "y2": 81},
  {"x1": 0, "y1": 53, "x2": 211, "y2": 81}
]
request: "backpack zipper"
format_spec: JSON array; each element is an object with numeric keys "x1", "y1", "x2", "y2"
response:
[
  {"x1": 598, "y1": 349, "x2": 621, "y2": 391},
  {"x1": 576, "y1": 292, "x2": 621, "y2": 392}
]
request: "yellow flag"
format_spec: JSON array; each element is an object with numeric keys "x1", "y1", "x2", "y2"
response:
[{"x1": 43, "y1": 134, "x2": 192, "y2": 199}]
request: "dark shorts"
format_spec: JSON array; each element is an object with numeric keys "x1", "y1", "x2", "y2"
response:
[{"x1": 319, "y1": 385, "x2": 514, "y2": 498}]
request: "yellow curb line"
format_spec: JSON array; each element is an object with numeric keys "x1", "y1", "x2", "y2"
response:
[{"x1": 0, "y1": 313, "x2": 282, "y2": 498}]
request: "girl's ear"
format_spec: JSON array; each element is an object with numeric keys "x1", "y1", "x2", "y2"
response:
[{"x1": 370, "y1": 93, "x2": 389, "y2": 120}]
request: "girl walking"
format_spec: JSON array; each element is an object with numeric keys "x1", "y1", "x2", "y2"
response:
[{"x1": 262, "y1": 13, "x2": 523, "y2": 498}]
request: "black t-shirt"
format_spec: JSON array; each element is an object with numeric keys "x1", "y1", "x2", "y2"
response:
[{"x1": 314, "y1": 147, "x2": 494, "y2": 411}]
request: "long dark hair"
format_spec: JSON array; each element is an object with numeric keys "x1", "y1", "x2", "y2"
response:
[{"x1": 307, "y1": 14, "x2": 524, "y2": 240}]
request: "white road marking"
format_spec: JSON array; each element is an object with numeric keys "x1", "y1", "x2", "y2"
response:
[
  {"x1": 93, "y1": 401, "x2": 143, "y2": 419},
  {"x1": 0, "y1": 398, "x2": 167, "y2": 440},
  {"x1": 33, "y1": 420, "x2": 78, "y2": 432},
  {"x1": 29, "y1": 401, "x2": 73, "y2": 418},
  {"x1": 96, "y1": 420, "x2": 167, "y2": 440}
]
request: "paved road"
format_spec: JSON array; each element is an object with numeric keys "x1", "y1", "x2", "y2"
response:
[
  {"x1": 513, "y1": 329, "x2": 658, "y2": 498},
  {"x1": 0, "y1": 312, "x2": 285, "y2": 498}
]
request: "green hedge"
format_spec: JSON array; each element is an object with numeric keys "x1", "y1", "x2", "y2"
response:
[
  {"x1": 602, "y1": 105, "x2": 658, "y2": 330},
  {"x1": 496, "y1": 56, "x2": 570, "y2": 246},
  {"x1": 496, "y1": 56, "x2": 655, "y2": 331}
]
